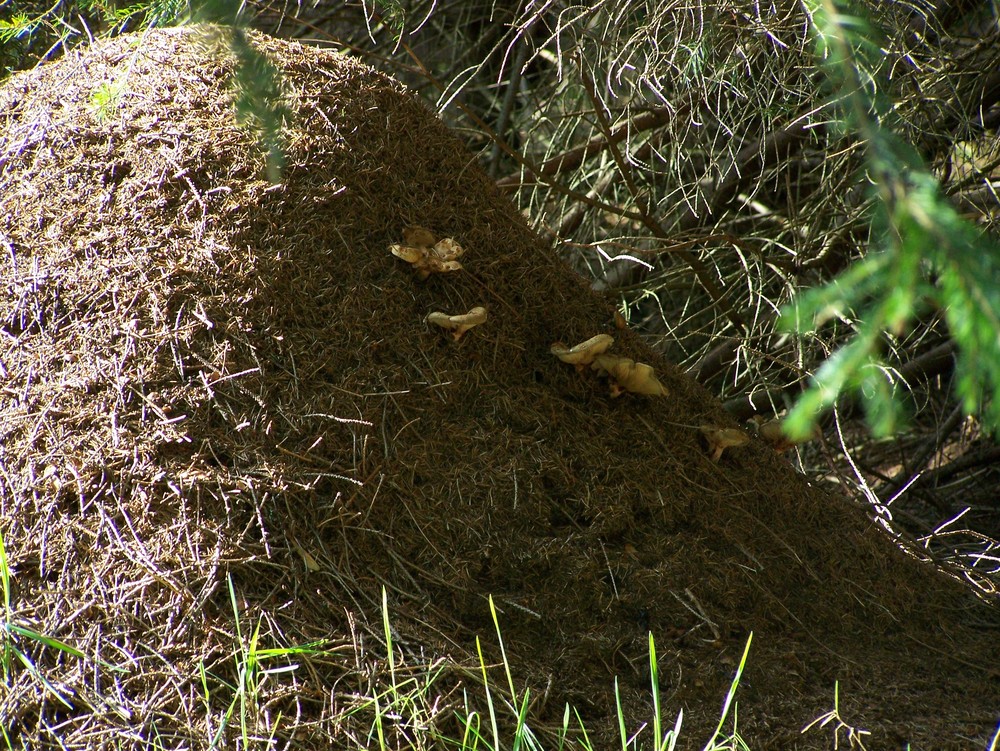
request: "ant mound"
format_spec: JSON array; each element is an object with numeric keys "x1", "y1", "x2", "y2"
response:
[{"x1": 2, "y1": 26, "x2": 997, "y2": 750}]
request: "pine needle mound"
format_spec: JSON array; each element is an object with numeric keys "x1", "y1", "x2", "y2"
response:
[{"x1": 1, "y1": 26, "x2": 997, "y2": 749}]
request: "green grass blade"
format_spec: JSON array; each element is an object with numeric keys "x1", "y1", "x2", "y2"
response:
[
  {"x1": 649, "y1": 632, "x2": 662, "y2": 748},
  {"x1": 0, "y1": 529, "x2": 10, "y2": 616},
  {"x1": 703, "y1": 632, "x2": 752, "y2": 751},
  {"x1": 12, "y1": 645, "x2": 74, "y2": 709},
  {"x1": 476, "y1": 634, "x2": 501, "y2": 751},
  {"x1": 5, "y1": 623, "x2": 86, "y2": 660},
  {"x1": 381, "y1": 586, "x2": 398, "y2": 697},
  {"x1": 614, "y1": 677, "x2": 628, "y2": 750},
  {"x1": 512, "y1": 687, "x2": 534, "y2": 751},
  {"x1": 489, "y1": 595, "x2": 517, "y2": 701}
]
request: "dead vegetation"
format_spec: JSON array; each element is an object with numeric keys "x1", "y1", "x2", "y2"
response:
[
  {"x1": 1, "y1": 26, "x2": 998, "y2": 749},
  {"x1": 247, "y1": 0, "x2": 1000, "y2": 589}
]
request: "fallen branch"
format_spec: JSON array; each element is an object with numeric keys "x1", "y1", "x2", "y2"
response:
[
  {"x1": 496, "y1": 106, "x2": 678, "y2": 191},
  {"x1": 578, "y1": 61, "x2": 747, "y2": 333},
  {"x1": 593, "y1": 118, "x2": 811, "y2": 293}
]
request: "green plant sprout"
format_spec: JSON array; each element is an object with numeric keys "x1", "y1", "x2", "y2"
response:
[
  {"x1": 452, "y1": 595, "x2": 753, "y2": 751},
  {"x1": 198, "y1": 573, "x2": 328, "y2": 749},
  {"x1": 801, "y1": 681, "x2": 871, "y2": 750},
  {"x1": 0, "y1": 527, "x2": 104, "y2": 712},
  {"x1": 90, "y1": 80, "x2": 127, "y2": 119},
  {"x1": 648, "y1": 631, "x2": 683, "y2": 751},
  {"x1": 338, "y1": 587, "x2": 449, "y2": 750}
]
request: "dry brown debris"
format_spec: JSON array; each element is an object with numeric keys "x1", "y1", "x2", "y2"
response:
[{"x1": 1, "y1": 26, "x2": 997, "y2": 751}]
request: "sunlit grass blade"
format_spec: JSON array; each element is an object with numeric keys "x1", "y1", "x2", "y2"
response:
[
  {"x1": 703, "y1": 632, "x2": 752, "y2": 751},
  {"x1": 476, "y1": 634, "x2": 501, "y2": 751},
  {"x1": 488, "y1": 595, "x2": 517, "y2": 702}
]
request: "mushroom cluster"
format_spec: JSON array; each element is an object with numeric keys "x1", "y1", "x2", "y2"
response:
[
  {"x1": 390, "y1": 226, "x2": 488, "y2": 342},
  {"x1": 593, "y1": 355, "x2": 669, "y2": 397},
  {"x1": 551, "y1": 335, "x2": 668, "y2": 397},
  {"x1": 390, "y1": 225, "x2": 465, "y2": 280}
]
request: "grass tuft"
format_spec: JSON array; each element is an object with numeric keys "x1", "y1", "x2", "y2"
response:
[{"x1": 0, "y1": 528, "x2": 102, "y2": 711}]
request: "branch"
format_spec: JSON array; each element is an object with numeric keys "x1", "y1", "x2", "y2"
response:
[
  {"x1": 721, "y1": 340, "x2": 958, "y2": 423},
  {"x1": 395, "y1": 37, "x2": 649, "y2": 224},
  {"x1": 577, "y1": 62, "x2": 747, "y2": 333},
  {"x1": 593, "y1": 118, "x2": 811, "y2": 292},
  {"x1": 875, "y1": 403, "x2": 966, "y2": 503},
  {"x1": 496, "y1": 107, "x2": 678, "y2": 191}
]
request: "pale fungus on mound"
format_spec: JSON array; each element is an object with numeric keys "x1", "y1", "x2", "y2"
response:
[
  {"x1": 550, "y1": 334, "x2": 615, "y2": 369},
  {"x1": 390, "y1": 244, "x2": 424, "y2": 263},
  {"x1": 752, "y1": 417, "x2": 794, "y2": 452},
  {"x1": 431, "y1": 237, "x2": 464, "y2": 259},
  {"x1": 592, "y1": 354, "x2": 669, "y2": 398},
  {"x1": 699, "y1": 425, "x2": 750, "y2": 462},
  {"x1": 426, "y1": 306, "x2": 488, "y2": 341},
  {"x1": 390, "y1": 234, "x2": 465, "y2": 280}
]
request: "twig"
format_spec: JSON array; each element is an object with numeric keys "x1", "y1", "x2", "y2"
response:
[
  {"x1": 593, "y1": 118, "x2": 810, "y2": 292},
  {"x1": 497, "y1": 107, "x2": 678, "y2": 190},
  {"x1": 908, "y1": 445, "x2": 1000, "y2": 487},
  {"x1": 488, "y1": 37, "x2": 529, "y2": 178},
  {"x1": 577, "y1": 60, "x2": 747, "y2": 333}
]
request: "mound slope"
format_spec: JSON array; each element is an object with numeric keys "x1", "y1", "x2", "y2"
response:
[{"x1": 1, "y1": 26, "x2": 998, "y2": 749}]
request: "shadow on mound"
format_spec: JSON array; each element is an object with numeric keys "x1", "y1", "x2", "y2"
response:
[{"x1": 1, "y1": 25, "x2": 997, "y2": 749}]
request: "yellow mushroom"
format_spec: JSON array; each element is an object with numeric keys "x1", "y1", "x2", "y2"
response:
[
  {"x1": 390, "y1": 244, "x2": 425, "y2": 263},
  {"x1": 420, "y1": 257, "x2": 464, "y2": 279},
  {"x1": 756, "y1": 418, "x2": 791, "y2": 452},
  {"x1": 592, "y1": 354, "x2": 669, "y2": 397},
  {"x1": 430, "y1": 238, "x2": 464, "y2": 262},
  {"x1": 391, "y1": 237, "x2": 465, "y2": 280},
  {"x1": 699, "y1": 425, "x2": 749, "y2": 462},
  {"x1": 550, "y1": 334, "x2": 615, "y2": 369},
  {"x1": 426, "y1": 306, "x2": 488, "y2": 341}
]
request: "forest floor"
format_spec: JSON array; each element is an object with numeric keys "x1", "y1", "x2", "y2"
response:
[{"x1": 1, "y1": 26, "x2": 998, "y2": 750}]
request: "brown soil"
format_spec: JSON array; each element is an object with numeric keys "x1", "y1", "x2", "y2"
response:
[{"x1": 1, "y1": 26, "x2": 998, "y2": 750}]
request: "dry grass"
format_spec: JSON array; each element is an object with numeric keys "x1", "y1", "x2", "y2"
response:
[{"x1": 1, "y1": 25, "x2": 998, "y2": 749}]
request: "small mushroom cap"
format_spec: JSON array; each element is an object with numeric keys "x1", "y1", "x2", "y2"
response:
[
  {"x1": 390, "y1": 244, "x2": 425, "y2": 263},
  {"x1": 426, "y1": 306, "x2": 487, "y2": 340},
  {"x1": 592, "y1": 354, "x2": 669, "y2": 396},
  {"x1": 699, "y1": 425, "x2": 749, "y2": 461},
  {"x1": 699, "y1": 426, "x2": 749, "y2": 447},
  {"x1": 426, "y1": 258, "x2": 464, "y2": 274},
  {"x1": 431, "y1": 238, "x2": 465, "y2": 261},
  {"x1": 550, "y1": 334, "x2": 615, "y2": 366},
  {"x1": 749, "y1": 416, "x2": 818, "y2": 452},
  {"x1": 403, "y1": 225, "x2": 437, "y2": 247},
  {"x1": 426, "y1": 307, "x2": 487, "y2": 329},
  {"x1": 756, "y1": 419, "x2": 785, "y2": 444}
]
